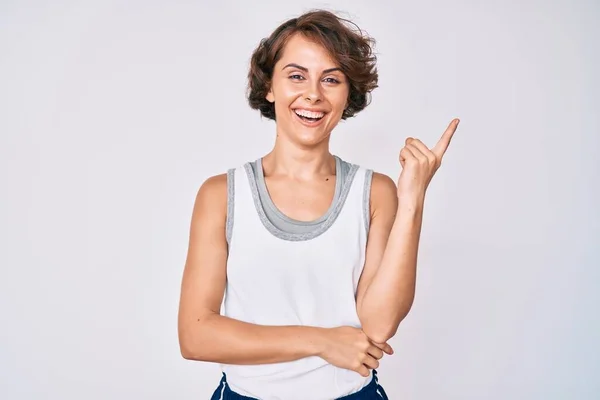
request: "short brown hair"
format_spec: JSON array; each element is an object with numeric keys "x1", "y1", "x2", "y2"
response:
[{"x1": 247, "y1": 10, "x2": 378, "y2": 120}]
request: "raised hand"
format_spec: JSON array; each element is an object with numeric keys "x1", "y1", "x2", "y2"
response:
[{"x1": 397, "y1": 118, "x2": 459, "y2": 199}]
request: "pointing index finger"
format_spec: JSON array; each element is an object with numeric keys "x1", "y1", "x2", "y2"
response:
[{"x1": 433, "y1": 118, "x2": 460, "y2": 158}]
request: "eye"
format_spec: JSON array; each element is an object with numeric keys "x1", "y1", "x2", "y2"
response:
[
  {"x1": 323, "y1": 77, "x2": 341, "y2": 84},
  {"x1": 289, "y1": 74, "x2": 305, "y2": 81}
]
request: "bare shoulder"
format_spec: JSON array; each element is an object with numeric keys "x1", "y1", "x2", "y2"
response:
[
  {"x1": 193, "y1": 173, "x2": 228, "y2": 221},
  {"x1": 197, "y1": 173, "x2": 227, "y2": 201},
  {"x1": 370, "y1": 172, "x2": 398, "y2": 218}
]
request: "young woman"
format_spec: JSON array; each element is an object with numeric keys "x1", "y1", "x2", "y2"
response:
[{"x1": 178, "y1": 9, "x2": 459, "y2": 400}]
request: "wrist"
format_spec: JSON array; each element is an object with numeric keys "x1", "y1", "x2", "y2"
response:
[
  {"x1": 308, "y1": 327, "x2": 329, "y2": 358},
  {"x1": 397, "y1": 194, "x2": 425, "y2": 213}
]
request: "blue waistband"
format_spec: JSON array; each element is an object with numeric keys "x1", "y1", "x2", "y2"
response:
[{"x1": 210, "y1": 369, "x2": 388, "y2": 400}]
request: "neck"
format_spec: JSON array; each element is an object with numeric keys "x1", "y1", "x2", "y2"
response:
[{"x1": 262, "y1": 133, "x2": 335, "y2": 179}]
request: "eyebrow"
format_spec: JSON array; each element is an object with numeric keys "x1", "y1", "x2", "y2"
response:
[{"x1": 282, "y1": 63, "x2": 342, "y2": 74}]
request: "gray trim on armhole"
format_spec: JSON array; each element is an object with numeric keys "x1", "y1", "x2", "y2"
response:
[
  {"x1": 226, "y1": 168, "x2": 235, "y2": 245},
  {"x1": 363, "y1": 169, "x2": 374, "y2": 235}
]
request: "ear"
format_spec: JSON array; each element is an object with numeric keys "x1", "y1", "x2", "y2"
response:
[{"x1": 266, "y1": 86, "x2": 274, "y2": 103}]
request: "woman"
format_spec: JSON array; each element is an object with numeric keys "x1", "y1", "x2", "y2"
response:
[{"x1": 178, "y1": 9, "x2": 459, "y2": 400}]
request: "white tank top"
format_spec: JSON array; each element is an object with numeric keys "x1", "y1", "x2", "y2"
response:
[{"x1": 220, "y1": 159, "x2": 374, "y2": 400}]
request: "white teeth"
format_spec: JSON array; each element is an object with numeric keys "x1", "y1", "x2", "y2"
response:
[{"x1": 294, "y1": 109, "x2": 325, "y2": 119}]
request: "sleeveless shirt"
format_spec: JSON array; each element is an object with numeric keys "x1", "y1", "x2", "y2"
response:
[{"x1": 220, "y1": 155, "x2": 375, "y2": 400}]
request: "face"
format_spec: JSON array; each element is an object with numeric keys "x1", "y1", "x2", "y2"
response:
[{"x1": 266, "y1": 33, "x2": 349, "y2": 147}]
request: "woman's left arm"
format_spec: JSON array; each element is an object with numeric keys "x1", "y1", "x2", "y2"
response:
[{"x1": 356, "y1": 119, "x2": 460, "y2": 344}]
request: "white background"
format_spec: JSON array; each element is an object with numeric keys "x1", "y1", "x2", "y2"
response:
[{"x1": 1, "y1": 0, "x2": 598, "y2": 399}]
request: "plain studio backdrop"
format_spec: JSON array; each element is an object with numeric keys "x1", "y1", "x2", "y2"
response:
[{"x1": 1, "y1": 0, "x2": 598, "y2": 399}]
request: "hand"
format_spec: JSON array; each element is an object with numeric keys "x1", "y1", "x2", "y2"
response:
[
  {"x1": 317, "y1": 326, "x2": 394, "y2": 377},
  {"x1": 398, "y1": 118, "x2": 459, "y2": 199}
]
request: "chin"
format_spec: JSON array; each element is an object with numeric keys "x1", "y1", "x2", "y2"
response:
[{"x1": 292, "y1": 129, "x2": 332, "y2": 147}]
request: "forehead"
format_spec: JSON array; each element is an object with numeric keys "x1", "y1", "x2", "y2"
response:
[{"x1": 277, "y1": 33, "x2": 339, "y2": 69}]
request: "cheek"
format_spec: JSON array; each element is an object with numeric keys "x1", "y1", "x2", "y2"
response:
[
  {"x1": 277, "y1": 81, "x2": 302, "y2": 97},
  {"x1": 328, "y1": 84, "x2": 349, "y2": 106},
  {"x1": 273, "y1": 86, "x2": 301, "y2": 110},
  {"x1": 331, "y1": 91, "x2": 349, "y2": 113}
]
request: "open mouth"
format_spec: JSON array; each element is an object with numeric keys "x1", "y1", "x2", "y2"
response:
[{"x1": 293, "y1": 109, "x2": 326, "y2": 124}]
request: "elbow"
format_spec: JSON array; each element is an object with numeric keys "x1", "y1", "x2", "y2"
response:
[
  {"x1": 362, "y1": 324, "x2": 397, "y2": 345},
  {"x1": 360, "y1": 307, "x2": 413, "y2": 344},
  {"x1": 179, "y1": 340, "x2": 198, "y2": 360},
  {"x1": 178, "y1": 313, "x2": 220, "y2": 361},
  {"x1": 180, "y1": 348, "x2": 193, "y2": 360},
  {"x1": 178, "y1": 327, "x2": 212, "y2": 361},
  {"x1": 179, "y1": 335, "x2": 201, "y2": 360},
  {"x1": 179, "y1": 336, "x2": 214, "y2": 361}
]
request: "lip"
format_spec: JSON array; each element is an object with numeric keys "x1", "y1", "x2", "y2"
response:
[
  {"x1": 292, "y1": 109, "x2": 327, "y2": 127},
  {"x1": 294, "y1": 108, "x2": 328, "y2": 113}
]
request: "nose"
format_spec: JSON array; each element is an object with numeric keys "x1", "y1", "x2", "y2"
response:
[{"x1": 304, "y1": 80, "x2": 323, "y2": 103}]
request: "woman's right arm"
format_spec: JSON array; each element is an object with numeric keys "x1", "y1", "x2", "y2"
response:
[
  {"x1": 177, "y1": 174, "x2": 325, "y2": 365},
  {"x1": 177, "y1": 174, "x2": 393, "y2": 374}
]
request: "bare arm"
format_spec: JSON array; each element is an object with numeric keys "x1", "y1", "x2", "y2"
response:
[
  {"x1": 177, "y1": 174, "x2": 329, "y2": 364},
  {"x1": 356, "y1": 119, "x2": 460, "y2": 344},
  {"x1": 356, "y1": 173, "x2": 418, "y2": 344}
]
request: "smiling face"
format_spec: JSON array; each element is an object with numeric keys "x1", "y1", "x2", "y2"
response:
[{"x1": 266, "y1": 33, "x2": 349, "y2": 148}]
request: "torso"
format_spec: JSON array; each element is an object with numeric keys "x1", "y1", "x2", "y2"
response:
[{"x1": 221, "y1": 155, "x2": 375, "y2": 400}]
